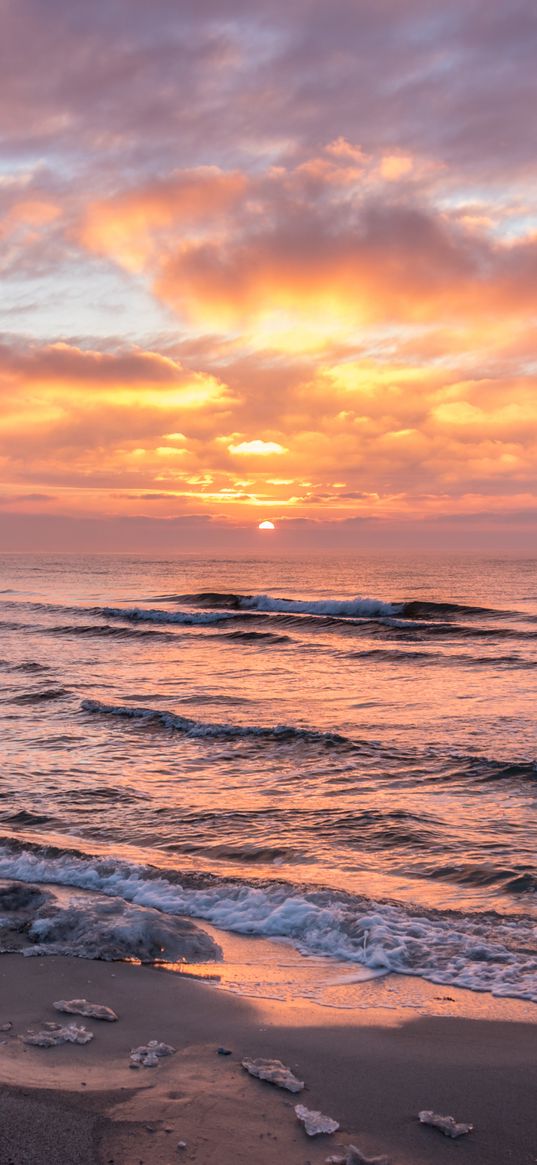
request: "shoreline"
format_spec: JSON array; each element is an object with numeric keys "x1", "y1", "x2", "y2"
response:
[{"x1": 1, "y1": 952, "x2": 536, "y2": 1164}]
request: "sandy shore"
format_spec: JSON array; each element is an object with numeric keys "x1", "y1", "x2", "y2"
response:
[{"x1": 0, "y1": 951, "x2": 536, "y2": 1165}]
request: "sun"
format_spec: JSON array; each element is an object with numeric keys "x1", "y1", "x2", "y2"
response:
[{"x1": 258, "y1": 520, "x2": 275, "y2": 530}]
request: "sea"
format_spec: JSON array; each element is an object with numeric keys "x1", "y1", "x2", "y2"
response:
[{"x1": 0, "y1": 553, "x2": 536, "y2": 1008}]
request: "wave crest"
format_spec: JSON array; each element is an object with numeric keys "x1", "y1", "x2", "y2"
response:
[{"x1": 81, "y1": 698, "x2": 353, "y2": 749}]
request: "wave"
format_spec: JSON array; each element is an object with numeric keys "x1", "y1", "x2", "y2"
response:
[
  {"x1": 170, "y1": 591, "x2": 400, "y2": 618},
  {"x1": 462, "y1": 756, "x2": 537, "y2": 783},
  {"x1": 81, "y1": 698, "x2": 537, "y2": 786},
  {"x1": 46, "y1": 622, "x2": 179, "y2": 642},
  {"x1": 159, "y1": 590, "x2": 511, "y2": 621},
  {"x1": 6, "y1": 591, "x2": 529, "y2": 626},
  {"x1": 99, "y1": 606, "x2": 247, "y2": 626},
  {"x1": 345, "y1": 648, "x2": 537, "y2": 669},
  {"x1": 0, "y1": 840, "x2": 535, "y2": 1002},
  {"x1": 219, "y1": 629, "x2": 293, "y2": 645},
  {"x1": 4, "y1": 597, "x2": 535, "y2": 648},
  {"x1": 1, "y1": 809, "x2": 57, "y2": 827},
  {"x1": 400, "y1": 599, "x2": 504, "y2": 619},
  {"x1": 425, "y1": 861, "x2": 537, "y2": 895},
  {"x1": 370, "y1": 617, "x2": 537, "y2": 642},
  {"x1": 0, "y1": 598, "x2": 251, "y2": 627},
  {"x1": 0, "y1": 660, "x2": 50, "y2": 673},
  {"x1": 9, "y1": 687, "x2": 69, "y2": 705},
  {"x1": 81, "y1": 698, "x2": 355, "y2": 749},
  {"x1": 1, "y1": 616, "x2": 181, "y2": 643}
]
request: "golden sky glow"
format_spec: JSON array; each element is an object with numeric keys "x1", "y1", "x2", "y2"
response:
[{"x1": 2, "y1": 1, "x2": 537, "y2": 550}]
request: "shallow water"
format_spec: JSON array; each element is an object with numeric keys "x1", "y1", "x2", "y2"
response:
[{"x1": 0, "y1": 553, "x2": 536, "y2": 1003}]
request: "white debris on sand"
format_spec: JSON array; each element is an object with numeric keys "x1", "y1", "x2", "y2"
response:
[
  {"x1": 242, "y1": 1056, "x2": 304, "y2": 1093},
  {"x1": 0, "y1": 1022, "x2": 12, "y2": 1032},
  {"x1": 327, "y1": 1146, "x2": 389, "y2": 1164},
  {"x1": 20, "y1": 1023, "x2": 94, "y2": 1047},
  {"x1": 54, "y1": 998, "x2": 118, "y2": 1021},
  {"x1": 295, "y1": 1104, "x2": 340, "y2": 1136},
  {"x1": 129, "y1": 1039, "x2": 176, "y2": 1068},
  {"x1": 418, "y1": 1110, "x2": 473, "y2": 1138}
]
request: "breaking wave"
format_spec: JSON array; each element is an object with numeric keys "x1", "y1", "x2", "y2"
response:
[
  {"x1": 81, "y1": 698, "x2": 354, "y2": 749},
  {"x1": 160, "y1": 590, "x2": 511, "y2": 621},
  {"x1": 80, "y1": 698, "x2": 537, "y2": 785},
  {"x1": 0, "y1": 841, "x2": 535, "y2": 1002},
  {"x1": 167, "y1": 591, "x2": 400, "y2": 617},
  {"x1": 100, "y1": 605, "x2": 246, "y2": 626}
]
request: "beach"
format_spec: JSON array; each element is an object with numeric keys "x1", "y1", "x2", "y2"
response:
[{"x1": 1, "y1": 946, "x2": 536, "y2": 1165}]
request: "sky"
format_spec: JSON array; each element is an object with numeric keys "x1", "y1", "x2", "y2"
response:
[{"x1": 1, "y1": 0, "x2": 537, "y2": 552}]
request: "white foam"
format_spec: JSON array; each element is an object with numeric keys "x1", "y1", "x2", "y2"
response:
[
  {"x1": 81, "y1": 698, "x2": 350, "y2": 747},
  {"x1": 0, "y1": 849, "x2": 536, "y2": 1003},
  {"x1": 238, "y1": 595, "x2": 399, "y2": 618},
  {"x1": 101, "y1": 606, "x2": 240, "y2": 626}
]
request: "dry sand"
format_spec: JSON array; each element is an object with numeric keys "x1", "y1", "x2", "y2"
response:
[{"x1": 0, "y1": 951, "x2": 536, "y2": 1165}]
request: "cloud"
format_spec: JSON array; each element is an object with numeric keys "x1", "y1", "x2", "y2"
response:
[
  {"x1": 1, "y1": 0, "x2": 537, "y2": 547},
  {"x1": 228, "y1": 439, "x2": 288, "y2": 456},
  {"x1": 74, "y1": 154, "x2": 537, "y2": 353},
  {"x1": 3, "y1": 0, "x2": 537, "y2": 187}
]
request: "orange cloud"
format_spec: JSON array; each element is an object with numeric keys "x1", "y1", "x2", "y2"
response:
[
  {"x1": 79, "y1": 168, "x2": 248, "y2": 271},
  {"x1": 75, "y1": 154, "x2": 537, "y2": 358},
  {"x1": 379, "y1": 154, "x2": 414, "y2": 181}
]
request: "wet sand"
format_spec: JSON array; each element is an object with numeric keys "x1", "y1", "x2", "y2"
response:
[{"x1": 0, "y1": 952, "x2": 536, "y2": 1165}]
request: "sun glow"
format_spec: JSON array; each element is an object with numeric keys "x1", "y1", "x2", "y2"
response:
[{"x1": 258, "y1": 520, "x2": 275, "y2": 530}]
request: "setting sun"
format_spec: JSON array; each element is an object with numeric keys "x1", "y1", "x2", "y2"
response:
[{"x1": 258, "y1": 520, "x2": 275, "y2": 530}]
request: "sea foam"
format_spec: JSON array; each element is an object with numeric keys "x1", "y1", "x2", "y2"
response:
[{"x1": 0, "y1": 846, "x2": 536, "y2": 1003}]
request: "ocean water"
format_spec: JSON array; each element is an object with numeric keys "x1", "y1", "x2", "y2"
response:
[{"x1": 0, "y1": 553, "x2": 536, "y2": 1004}]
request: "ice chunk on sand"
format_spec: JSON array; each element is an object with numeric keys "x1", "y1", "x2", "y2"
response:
[
  {"x1": 129, "y1": 1039, "x2": 176, "y2": 1067},
  {"x1": 54, "y1": 998, "x2": 118, "y2": 1021},
  {"x1": 0, "y1": 880, "x2": 221, "y2": 965},
  {"x1": 242, "y1": 1057, "x2": 304, "y2": 1093},
  {"x1": 295, "y1": 1104, "x2": 339, "y2": 1136},
  {"x1": 25, "y1": 893, "x2": 222, "y2": 964},
  {"x1": 21, "y1": 1023, "x2": 94, "y2": 1047},
  {"x1": 418, "y1": 1110, "x2": 473, "y2": 1138},
  {"x1": 326, "y1": 1147, "x2": 389, "y2": 1164}
]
